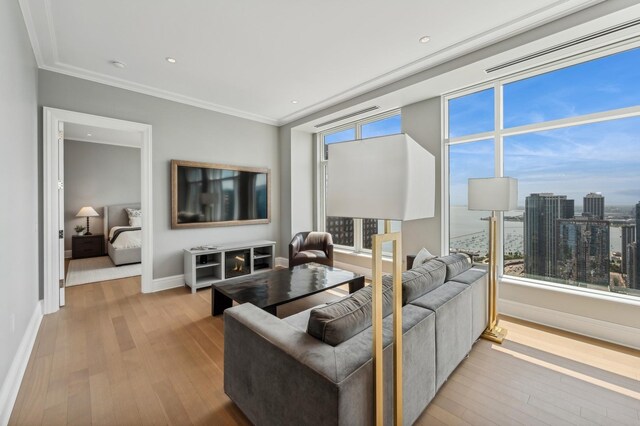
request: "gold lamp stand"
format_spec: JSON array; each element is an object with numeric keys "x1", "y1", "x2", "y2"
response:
[
  {"x1": 371, "y1": 221, "x2": 403, "y2": 426},
  {"x1": 480, "y1": 212, "x2": 507, "y2": 344}
]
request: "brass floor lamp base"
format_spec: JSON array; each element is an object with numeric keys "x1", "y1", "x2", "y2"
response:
[
  {"x1": 481, "y1": 325, "x2": 507, "y2": 344},
  {"x1": 481, "y1": 212, "x2": 507, "y2": 345}
]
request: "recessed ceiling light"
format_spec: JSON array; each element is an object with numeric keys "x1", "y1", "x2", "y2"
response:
[
  {"x1": 110, "y1": 60, "x2": 126, "y2": 69},
  {"x1": 291, "y1": 100, "x2": 298, "y2": 104},
  {"x1": 87, "y1": 133, "x2": 92, "y2": 136},
  {"x1": 419, "y1": 36, "x2": 431, "y2": 44},
  {"x1": 166, "y1": 57, "x2": 177, "y2": 64}
]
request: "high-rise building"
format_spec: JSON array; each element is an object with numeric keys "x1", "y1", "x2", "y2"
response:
[
  {"x1": 628, "y1": 242, "x2": 637, "y2": 290},
  {"x1": 621, "y1": 224, "x2": 636, "y2": 276},
  {"x1": 362, "y1": 219, "x2": 378, "y2": 249},
  {"x1": 326, "y1": 216, "x2": 354, "y2": 247},
  {"x1": 524, "y1": 193, "x2": 574, "y2": 278},
  {"x1": 583, "y1": 192, "x2": 605, "y2": 219},
  {"x1": 556, "y1": 218, "x2": 610, "y2": 287}
]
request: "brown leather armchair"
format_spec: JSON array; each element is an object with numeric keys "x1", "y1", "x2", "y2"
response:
[{"x1": 289, "y1": 232, "x2": 334, "y2": 268}]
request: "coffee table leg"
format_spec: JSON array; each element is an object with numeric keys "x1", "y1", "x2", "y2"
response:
[
  {"x1": 349, "y1": 276, "x2": 365, "y2": 293},
  {"x1": 212, "y1": 288, "x2": 233, "y2": 316},
  {"x1": 263, "y1": 305, "x2": 277, "y2": 316}
]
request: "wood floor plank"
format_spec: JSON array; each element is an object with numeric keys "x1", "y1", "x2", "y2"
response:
[
  {"x1": 10, "y1": 276, "x2": 639, "y2": 425},
  {"x1": 89, "y1": 371, "x2": 116, "y2": 426}
]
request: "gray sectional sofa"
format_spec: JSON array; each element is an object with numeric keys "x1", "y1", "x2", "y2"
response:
[{"x1": 223, "y1": 254, "x2": 488, "y2": 425}]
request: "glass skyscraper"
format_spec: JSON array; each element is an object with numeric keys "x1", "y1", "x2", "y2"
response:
[
  {"x1": 583, "y1": 192, "x2": 605, "y2": 219},
  {"x1": 524, "y1": 193, "x2": 574, "y2": 278},
  {"x1": 556, "y1": 218, "x2": 610, "y2": 287}
]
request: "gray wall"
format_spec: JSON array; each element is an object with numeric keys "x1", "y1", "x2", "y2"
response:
[
  {"x1": 39, "y1": 70, "x2": 280, "y2": 283},
  {"x1": 63, "y1": 140, "x2": 141, "y2": 250},
  {"x1": 401, "y1": 97, "x2": 442, "y2": 257},
  {"x1": 278, "y1": 127, "x2": 292, "y2": 257},
  {"x1": 0, "y1": 0, "x2": 39, "y2": 408},
  {"x1": 290, "y1": 130, "x2": 315, "y2": 238}
]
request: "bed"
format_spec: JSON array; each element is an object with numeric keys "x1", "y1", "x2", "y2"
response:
[{"x1": 104, "y1": 203, "x2": 142, "y2": 266}]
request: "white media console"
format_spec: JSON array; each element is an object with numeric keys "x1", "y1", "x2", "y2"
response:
[{"x1": 183, "y1": 240, "x2": 276, "y2": 293}]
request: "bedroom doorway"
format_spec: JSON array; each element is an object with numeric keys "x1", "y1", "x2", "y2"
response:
[{"x1": 43, "y1": 108, "x2": 153, "y2": 314}]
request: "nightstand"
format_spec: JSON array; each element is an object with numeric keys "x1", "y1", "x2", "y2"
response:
[{"x1": 72, "y1": 234, "x2": 105, "y2": 259}]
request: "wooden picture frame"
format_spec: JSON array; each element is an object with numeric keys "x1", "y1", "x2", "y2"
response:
[{"x1": 171, "y1": 160, "x2": 271, "y2": 229}]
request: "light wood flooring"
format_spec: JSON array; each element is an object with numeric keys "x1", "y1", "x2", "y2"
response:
[{"x1": 9, "y1": 276, "x2": 640, "y2": 425}]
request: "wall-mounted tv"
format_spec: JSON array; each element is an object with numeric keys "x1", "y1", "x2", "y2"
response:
[{"x1": 171, "y1": 160, "x2": 270, "y2": 228}]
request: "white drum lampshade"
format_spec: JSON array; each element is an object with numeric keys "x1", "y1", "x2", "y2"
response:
[
  {"x1": 326, "y1": 133, "x2": 435, "y2": 220},
  {"x1": 468, "y1": 177, "x2": 518, "y2": 212}
]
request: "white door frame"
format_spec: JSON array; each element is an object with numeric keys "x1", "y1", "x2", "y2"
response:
[{"x1": 43, "y1": 107, "x2": 153, "y2": 314}]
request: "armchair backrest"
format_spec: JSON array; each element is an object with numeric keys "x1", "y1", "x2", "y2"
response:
[{"x1": 304, "y1": 232, "x2": 333, "y2": 251}]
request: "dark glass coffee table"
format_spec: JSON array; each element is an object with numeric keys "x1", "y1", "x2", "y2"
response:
[{"x1": 211, "y1": 262, "x2": 365, "y2": 316}]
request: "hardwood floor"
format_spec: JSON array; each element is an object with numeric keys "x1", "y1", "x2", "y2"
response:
[{"x1": 10, "y1": 276, "x2": 640, "y2": 425}]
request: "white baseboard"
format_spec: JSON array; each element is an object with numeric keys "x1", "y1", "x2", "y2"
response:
[
  {"x1": 64, "y1": 250, "x2": 71, "y2": 259},
  {"x1": 151, "y1": 275, "x2": 185, "y2": 292},
  {"x1": 275, "y1": 257, "x2": 288, "y2": 268},
  {"x1": 0, "y1": 301, "x2": 43, "y2": 426},
  {"x1": 499, "y1": 298, "x2": 640, "y2": 350}
]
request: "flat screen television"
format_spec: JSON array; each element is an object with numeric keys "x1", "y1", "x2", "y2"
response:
[{"x1": 171, "y1": 160, "x2": 270, "y2": 228}]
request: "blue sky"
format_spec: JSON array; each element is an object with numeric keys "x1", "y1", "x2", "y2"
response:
[{"x1": 449, "y1": 47, "x2": 640, "y2": 207}]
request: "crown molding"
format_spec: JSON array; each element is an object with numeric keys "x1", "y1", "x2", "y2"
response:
[
  {"x1": 40, "y1": 62, "x2": 281, "y2": 126},
  {"x1": 17, "y1": 0, "x2": 44, "y2": 66}
]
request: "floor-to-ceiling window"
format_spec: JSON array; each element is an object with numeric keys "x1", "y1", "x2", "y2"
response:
[
  {"x1": 319, "y1": 111, "x2": 401, "y2": 255},
  {"x1": 445, "y1": 44, "x2": 640, "y2": 298}
]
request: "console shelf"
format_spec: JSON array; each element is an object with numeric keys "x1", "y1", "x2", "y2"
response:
[{"x1": 183, "y1": 240, "x2": 275, "y2": 293}]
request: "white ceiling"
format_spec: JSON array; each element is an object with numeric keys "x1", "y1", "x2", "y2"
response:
[{"x1": 20, "y1": 0, "x2": 603, "y2": 125}]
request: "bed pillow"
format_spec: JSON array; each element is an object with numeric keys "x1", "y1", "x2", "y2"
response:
[{"x1": 125, "y1": 208, "x2": 142, "y2": 226}]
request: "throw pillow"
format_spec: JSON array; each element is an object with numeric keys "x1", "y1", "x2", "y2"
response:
[
  {"x1": 307, "y1": 282, "x2": 393, "y2": 346},
  {"x1": 130, "y1": 216, "x2": 142, "y2": 227},
  {"x1": 125, "y1": 208, "x2": 142, "y2": 226},
  {"x1": 413, "y1": 247, "x2": 436, "y2": 269}
]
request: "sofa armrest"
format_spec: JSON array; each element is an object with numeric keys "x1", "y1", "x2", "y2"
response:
[{"x1": 224, "y1": 303, "x2": 340, "y2": 425}]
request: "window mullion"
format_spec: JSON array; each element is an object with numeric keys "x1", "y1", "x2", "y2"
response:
[{"x1": 495, "y1": 81, "x2": 505, "y2": 277}]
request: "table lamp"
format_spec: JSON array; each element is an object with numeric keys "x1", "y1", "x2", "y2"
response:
[
  {"x1": 327, "y1": 133, "x2": 435, "y2": 425},
  {"x1": 76, "y1": 206, "x2": 100, "y2": 235},
  {"x1": 468, "y1": 177, "x2": 518, "y2": 344}
]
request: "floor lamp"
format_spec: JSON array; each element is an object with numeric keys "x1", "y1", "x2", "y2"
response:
[
  {"x1": 468, "y1": 177, "x2": 518, "y2": 344},
  {"x1": 327, "y1": 133, "x2": 435, "y2": 425}
]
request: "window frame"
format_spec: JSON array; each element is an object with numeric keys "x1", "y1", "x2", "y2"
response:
[
  {"x1": 317, "y1": 109, "x2": 402, "y2": 255},
  {"x1": 443, "y1": 39, "x2": 640, "y2": 301}
]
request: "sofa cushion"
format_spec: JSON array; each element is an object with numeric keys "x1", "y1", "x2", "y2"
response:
[
  {"x1": 436, "y1": 254, "x2": 472, "y2": 281},
  {"x1": 410, "y1": 282, "x2": 472, "y2": 389},
  {"x1": 384, "y1": 259, "x2": 446, "y2": 305},
  {"x1": 294, "y1": 250, "x2": 328, "y2": 260},
  {"x1": 449, "y1": 267, "x2": 486, "y2": 285},
  {"x1": 307, "y1": 282, "x2": 393, "y2": 346},
  {"x1": 451, "y1": 269, "x2": 488, "y2": 341}
]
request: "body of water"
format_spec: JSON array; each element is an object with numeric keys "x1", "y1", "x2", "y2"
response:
[{"x1": 450, "y1": 205, "x2": 624, "y2": 256}]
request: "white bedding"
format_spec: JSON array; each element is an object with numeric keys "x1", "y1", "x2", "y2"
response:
[{"x1": 109, "y1": 226, "x2": 142, "y2": 249}]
